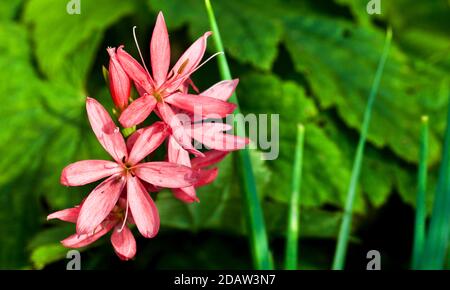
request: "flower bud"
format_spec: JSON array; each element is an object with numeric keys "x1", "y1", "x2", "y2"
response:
[{"x1": 107, "y1": 47, "x2": 131, "y2": 111}]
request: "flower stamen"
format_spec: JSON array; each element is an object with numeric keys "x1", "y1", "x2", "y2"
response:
[
  {"x1": 118, "y1": 199, "x2": 129, "y2": 233},
  {"x1": 132, "y1": 26, "x2": 152, "y2": 80},
  {"x1": 177, "y1": 58, "x2": 190, "y2": 75}
]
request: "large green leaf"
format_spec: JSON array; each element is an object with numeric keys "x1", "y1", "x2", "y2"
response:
[
  {"x1": 0, "y1": 21, "x2": 110, "y2": 268},
  {"x1": 1, "y1": 0, "x2": 447, "y2": 269},
  {"x1": 145, "y1": 0, "x2": 447, "y2": 209},
  {"x1": 157, "y1": 149, "x2": 346, "y2": 239},
  {"x1": 0, "y1": 0, "x2": 22, "y2": 20},
  {"x1": 338, "y1": 0, "x2": 450, "y2": 70},
  {"x1": 283, "y1": 14, "x2": 447, "y2": 165},
  {"x1": 238, "y1": 73, "x2": 363, "y2": 210},
  {"x1": 149, "y1": 0, "x2": 448, "y2": 164},
  {"x1": 157, "y1": 152, "x2": 268, "y2": 234},
  {"x1": 148, "y1": 0, "x2": 284, "y2": 70},
  {"x1": 0, "y1": 23, "x2": 46, "y2": 268},
  {"x1": 23, "y1": 0, "x2": 135, "y2": 87},
  {"x1": 28, "y1": 225, "x2": 75, "y2": 270}
]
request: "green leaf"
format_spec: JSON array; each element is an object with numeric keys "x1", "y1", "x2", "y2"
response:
[
  {"x1": 283, "y1": 14, "x2": 447, "y2": 166},
  {"x1": 28, "y1": 226, "x2": 76, "y2": 269},
  {"x1": 420, "y1": 88, "x2": 450, "y2": 269},
  {"x1": 31, "y1": 244, "x2": 69, "y2": 270},
  {"x1": 285, "y1": 125, "x2": 304, "y2": 269},
  {"x1": 412, "y1": 116, "x2": 429, "y2": 269},
  {"x1": 0, "y1": 0, "x2": 22, "y2": 20},
  {"x1": 148, "y1": 0, "x2": 283, "y2": 70},
  {"x1": 146, "y1": 2, "x2": 441, "y2": 213},
  {"x1": 0, "y1": 22, "x2": 111, "y2": 268},
  {"x1": 28, "y1": 226, "x2": 74, "y2": 250},
  {"x1": 333, "y1": 29, "x2": 392, "y2": 269},
  {"x1": 238, "y1": 73, "x2": 362, "y2": 210},
  {"x1": 0, "y1": 23, "x2": 45, "y2": 268},
  {"x1": 147, "y1": 1, "x2": 447, "y2": 167},
  {"x1": 157, "y1": 151, "x2": 269, "y2": 234},
  {"x1": 338, "y1": 0, "x2": 450, "y2": 70},
  {"x1": 23, "y1": 0, "x2": 135, "y2": 87}
]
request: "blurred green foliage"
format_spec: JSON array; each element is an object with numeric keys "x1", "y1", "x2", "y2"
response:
[{"x1": 0, "y1": 0, "x2": 448, "y2": 269}]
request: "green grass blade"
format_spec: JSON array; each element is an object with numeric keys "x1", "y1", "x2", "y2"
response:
[
  {"x1": 420, "y1": 89, "x2": 450, "y2": 269},
  {"x1": 204, "y1": 0, "x2": 272, "y2": 270},
  {"x1": 285, "y1": 124, "x2": 305, "y2": 270},
  {"x1": 411, "y1": 116, "x2": 429, "y2": 269},
  {"x1": 332, "y1": 28, "x2": 393, "y2": 270}
]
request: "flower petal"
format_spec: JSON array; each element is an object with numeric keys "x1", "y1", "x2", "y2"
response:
[
  {"x1": 151, "y1": 12, "x2": 170, "y2": 87},
  {"x1": 172, "y1": 187, "x2": 199, "y2": 203},
  {"x1": 167, "y1": 136, "x2": 191, "y2": 167},
  {"x1": 191, "y1": 150, "x2": 229, "y2": 169},
  {"x1": 47, "y1": 207, "x2": 80, "y2": 223},
  {"x1": 60, "y1": 160, "x2": 121, "y2": 186},
  {"x1": 169, "y1": 32, "x2": 211, "y2": 81},
  {"x1": 184, "y1": 78, "x2": 199, "y2": 93},
  {"x1": 188, "y1": 122, "x2": 233, "y2": 135},
  {"x1": 62, "y1": 222, "x2": 114, "y2": 248},
  {"x1": 201, "y1": 79, "x2": 239, "y2": 101},
  {"x1": 76, "y1": 175, "x2": 125, "y2": 235},
  {"x1": 128, "y1": 122, "x2": 168, "y2": 165},
  {"x1": 116, "y1": 46, "x2": 154, "y2": 93},
  {"x1": 134, "y1": 162, "x2": 198, "y2": 188},
  {"x1": 126, "y1": 128, "x2": 143, "y2": 152},
  {"x1": 127, "y1": 175, "x2": 159, "y2": 238},
  {"x1": 107, "y1": 47, "x2": 131, "y2": 110},
  {"x1": 190, "y1": 123, "x2": 249, "y2": 151},
  {"x1": 195, "y1": 168, "x2": 219, "y2": 187},
  {"x1": 86, "y1": 97, "x2": 128, "y2": 163},
  {"x1": 111, "y1": 225, "x2": 136, "y2": 260},
  {"x1": 142, "y1": 182, "x2": 160, "y2": 193},
  {"x1": 165, "y1": 92, "x2": 236, "y2": 118},
  {"x1": 134, "y1": 82, "x2": 148, "y2": 97},
  {"x1": 118, "y1": 94, "x2": 157, "y2": 128},
  {"x1": 157, "y1": 102, "x2": 203, "y2": 157}
]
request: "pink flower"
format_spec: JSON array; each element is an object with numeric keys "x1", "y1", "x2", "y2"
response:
[
  {"x1": 48, "y1": 198, "x2": 137, "y2": 261},
  {"x1": 169, "y1": 145, "x2": 230, "y2": 203},
  {"x1": 113, "y1": 12, "x2": 237, "y2": 155},
  {"x1": 181, "y1": 79, "x2": 249, "y2": 151},
  {"x1": 61, "y1": 97, "x2": 198, "y2": 237},
  {"x1": 163, "y1": 80, "x2": 249, "y2": 202},
  {"x1": 107, "y1": 47, "x2": 131, "y2": 111}
]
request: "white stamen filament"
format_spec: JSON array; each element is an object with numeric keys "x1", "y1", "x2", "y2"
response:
[
  {"x1": 187, "y1": 51, "x2": 224, "y2": 77},
  {"x1": 163, "y1": 51, "x2": 224, "y2": 92},
  {"x1": 118, "y1": 198, "x2": 129, "y2": 232},
  {"x1": 132, "y1": 26, "x2": 152, "y2": 78}
]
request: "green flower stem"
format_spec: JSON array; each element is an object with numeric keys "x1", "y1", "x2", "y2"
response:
[
  {"x1": 204, "y1": 0, "x2": 272, "y2": 270},
  {"x1": 285, "y1": 124, "x2": 305, "y2": 270},
  {"x1": 332, "y1": 28, "x2": 392, "y2": 270},
  {"x1": 420, "y1": 89, "x2": 450, "y2": 270},
  {"x1": 411, "y1": 116, "x2": 429, "y2": 269}
]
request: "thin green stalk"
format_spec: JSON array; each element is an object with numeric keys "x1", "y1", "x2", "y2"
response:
[
  {"x1": 411, "y1": 116, "x2": 429, "y2": 269},
  {"x1": 332, "y1": 28, "x2": 392, "y2": 270},
  {"x1": 285, "y1": 124, "x2": 305, "y2": 270},
  {"x1": 420, "y1": 89, "x2": 450, "y2": 270},
  {"x1": 204, "y1": 0, "x2": 272, "y2": 270}
]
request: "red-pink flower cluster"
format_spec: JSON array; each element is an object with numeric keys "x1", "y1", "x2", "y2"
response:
[{"x1": 48, "y1": 12, "x2": 248, "y2": 260}]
